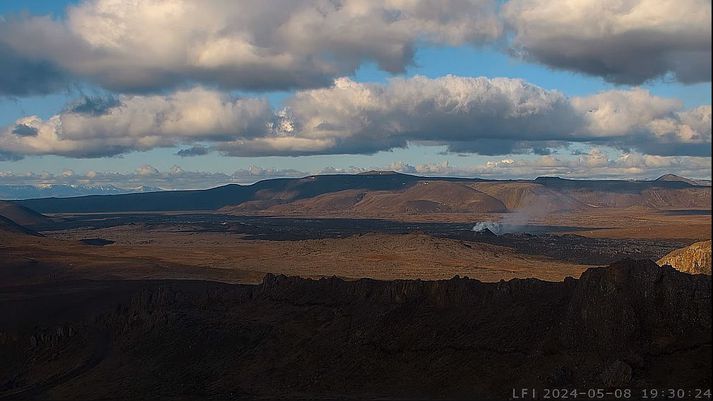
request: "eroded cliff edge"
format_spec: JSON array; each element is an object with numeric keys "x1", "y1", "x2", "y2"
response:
[{"x1": 0, "y1": 259, "x2": 710, "y2": 400}]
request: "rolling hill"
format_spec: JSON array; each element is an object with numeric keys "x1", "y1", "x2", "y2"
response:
[
  {"x1": 15, "y1": 173, "x2": 426, "y2": 213},
  {"x1": 229, "y1": 176, "x2": 710, "y2": 216},
  {"x1": 13, "y1": 172, "x2": 711, "y2": 215},
  {"x1": 0, "y1": 201, "x2": 54, "y2": 227},
  {"x1": 239, "y1": 181, "x2": 508, "y2": 216},
  {"x1": 469, "y1": 181, "x2": 585, "y2": 211},
  {"x1": 0, "y1": 215, "x2": 42, "y2": 237}
]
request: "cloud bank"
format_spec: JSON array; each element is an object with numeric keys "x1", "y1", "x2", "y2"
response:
[
  {"x1": 1, "y1": 77, "x2": 709, "y2": 159},
  {"x1": 0, "y1": 164, "x2": 308, "y2": 190},
  {"x1": 0, "y1": 88, "x2": 272, "y2": 157},
  {"x1": 1, "y1": 0, "x2": 710, "y2": 96},
  {"x1": 0, "y1": 0, "x2": 501, "y2": 94},
  {"x1": 503, "y1": 0, "x2": 712, "y2": 84},
  {"x1": 379, "y1": 150, "x2": 712, "y2": 180}
]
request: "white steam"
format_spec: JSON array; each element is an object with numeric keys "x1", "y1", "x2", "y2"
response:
[{"x1": 471, "y1": 221, "x2": 505, "y2": 235}]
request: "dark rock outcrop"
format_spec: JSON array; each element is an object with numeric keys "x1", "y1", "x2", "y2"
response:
[
  {"x1": 0, "y1": 260, "x2": 710, "y2": 400},
  {"x1": 562, "y1": 259, "x2": 711, "y2": 352}
]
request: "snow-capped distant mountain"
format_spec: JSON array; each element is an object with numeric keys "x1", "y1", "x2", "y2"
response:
[
  {"x1": 0, "y1": 184, "x2": 164, "y2": 200},
  {"x1": 132, "y1": 186, "x2": 165, "y2": 193}
]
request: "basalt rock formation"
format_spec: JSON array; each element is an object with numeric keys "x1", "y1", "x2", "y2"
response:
[{"x1": 0, "y1": 259, "x2": 710, "y2": 400}]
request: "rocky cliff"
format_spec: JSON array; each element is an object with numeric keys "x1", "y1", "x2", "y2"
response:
[
  {"x1": 0, "y1": 260, "x2": 710, "y2": 400},
  {"x1": 659, "y1": 240, "x2": 712, "y2": 275}
]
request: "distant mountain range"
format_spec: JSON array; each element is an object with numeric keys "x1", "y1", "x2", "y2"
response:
[
  {"x1": 0, "y1": 184, "x2": 163, "y2": 200},
  {"x1": 11, "y1": 172, "x2": 711, "y2": 215}
]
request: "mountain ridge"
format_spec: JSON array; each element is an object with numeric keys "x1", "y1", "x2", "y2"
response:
[
  {"x1": 13, "y1": 173, "x2": 711, "y2": 214},
  {"x1": 655, "y1": 174, "x2": 701, "y2": 186}
]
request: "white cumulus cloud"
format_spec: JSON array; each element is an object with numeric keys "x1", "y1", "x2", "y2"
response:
[
  {"x1": 503, "y1": 0, "x2": 712, "y2": 84},
  {"x1": 0, "y1": 77, "x2": 709, "y2": 158},
  {"x1": 0, "y1": 0, "x2": 501, "y2": 94}
]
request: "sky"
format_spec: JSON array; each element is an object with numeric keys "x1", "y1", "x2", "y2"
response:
[{"x1": 0, "y1": 0, "x2": 710, "y2": 189}]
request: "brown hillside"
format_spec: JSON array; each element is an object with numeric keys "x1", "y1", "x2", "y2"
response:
[
  {"x1": 641, "y1": 187, "x2": 711, "y2": 209},
  {"x1": 552, "y1": 187, "x2": 711, "y2": 209},
  {"x1": 262, "y1": 181, "x2": 508, "y2": 215},
  {"x1": 262, "y1": 189, "x2": 366, "y2": 214},
  {"x1": 470, "y1": 182, "x2": 585, "y2": 211},
  {"x1": 214, "y1": 176, "x2": 711, "y2": 217},
  {"x1": 354, "y1": 181, "x2": 507, "y2": 214},
  {"x1": 223, "y1": 199, "x2": 284, "y2": 213}
]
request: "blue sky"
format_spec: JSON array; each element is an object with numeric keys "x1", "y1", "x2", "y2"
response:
[{"x1": 0, "y1": 0, "x2": 710, "y2": 186}]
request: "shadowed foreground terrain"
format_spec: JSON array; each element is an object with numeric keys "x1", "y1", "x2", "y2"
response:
[{"x1": 0, "y1": 260, "x2": 710, "y2": 400}]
